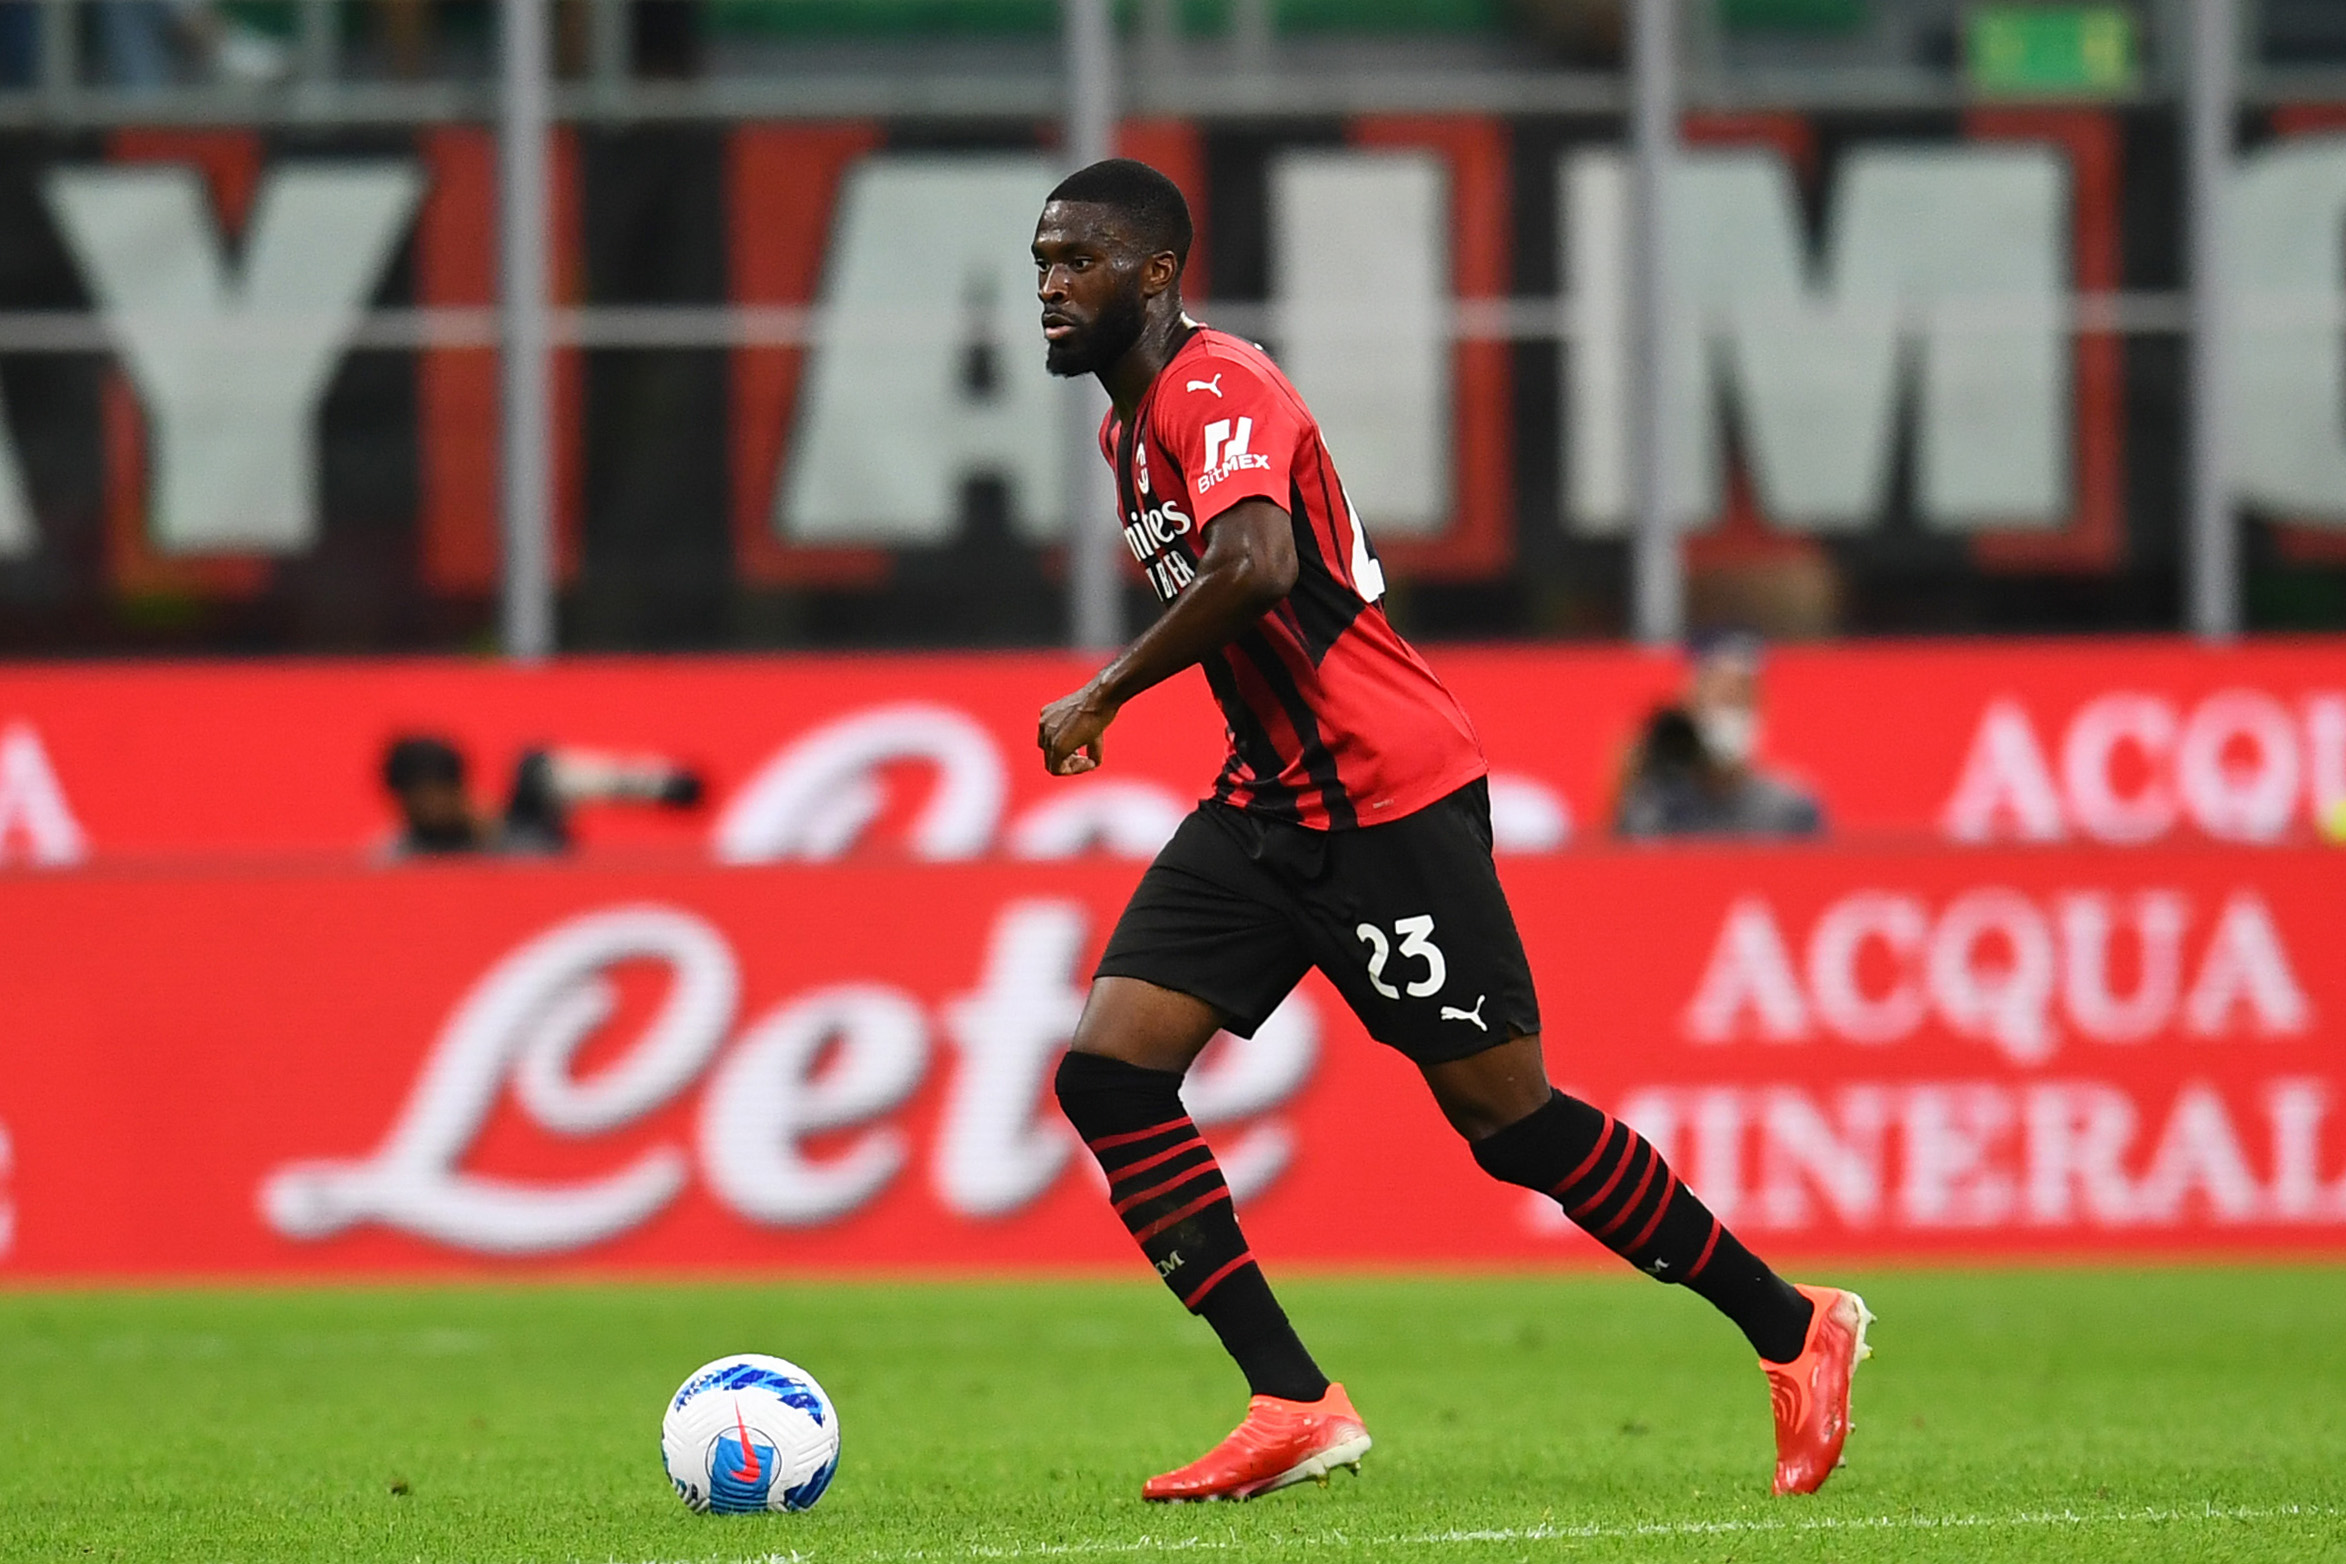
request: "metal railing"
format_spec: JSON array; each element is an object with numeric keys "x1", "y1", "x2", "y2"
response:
[{"x1": 0, "y1": 0, "x2": 2287, "y2": 652}]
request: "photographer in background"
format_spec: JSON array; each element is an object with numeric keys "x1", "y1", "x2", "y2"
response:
[
  {"x1": 1614, "y1": 631, "x2": 1824, "y2": 841},
  {"x1": 380, "y1": 734, "x2": 704, "y2": 858}
]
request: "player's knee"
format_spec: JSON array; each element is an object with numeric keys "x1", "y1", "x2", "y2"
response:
[
  {"x1": 1054, "y1": 1048, "x2": 1178, "y2": 1130},
  {"x1": 1053, "y1": 1048, "x2": 1108, "y2": 1117},
  {"x1": 1468, "y1": 1089, "x2": 1604, "y2": 1188},
  {"x1": 1422, "y1": 1034, "x2": 1555, "y2": 1143}
]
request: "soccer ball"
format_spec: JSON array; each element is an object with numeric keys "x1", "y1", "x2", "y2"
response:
[{"x1": 661, "y1": 1354, "x2": 840, "y2": 1514}]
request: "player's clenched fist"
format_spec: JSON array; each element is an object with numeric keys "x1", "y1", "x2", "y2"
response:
[{"x1": 1039, "y1": 684, "x2": 1117, "y2": 776}]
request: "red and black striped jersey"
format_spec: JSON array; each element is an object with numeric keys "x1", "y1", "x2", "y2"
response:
[{"x1": 1101, "y1": 326, "x2": 1486, "y2": 830}]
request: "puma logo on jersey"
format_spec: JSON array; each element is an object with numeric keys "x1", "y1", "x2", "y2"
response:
[
  {"x1": 1440, "y1": 994, "x2": 1489, "y2": 1031},
  {"x1": 1186, "y1": 374, "x2": 1224, "y2": 397},
  {"x1": 1198, "y1": 417, "x2": 1270, "y2": 493}
]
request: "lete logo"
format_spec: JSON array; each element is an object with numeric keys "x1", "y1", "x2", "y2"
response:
[
  {"x1": 1683, "y1": 886, "x2": 2312, "y2": 1063},
  {"x1": 260, "y1": 902, "x2": 1318, "y2": 1255}
]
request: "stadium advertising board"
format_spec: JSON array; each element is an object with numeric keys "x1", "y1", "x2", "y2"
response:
[
  {"x1": 7, "y1": 108, "x2": 2346, "y2": 644},
  {"x1": 1, "y1": 638, "x2": 2343, "y2": 865},
  {"x1": 0, "y1": 843, "x2": 2337, "y2": 1281}
]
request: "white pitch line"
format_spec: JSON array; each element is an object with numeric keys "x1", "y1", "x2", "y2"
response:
[{"x1": 607, "y1": 1501, "x2": 2345, "y2": 1564}]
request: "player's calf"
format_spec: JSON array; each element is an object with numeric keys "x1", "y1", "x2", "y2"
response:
[
  {"x1": 1053, "y1": 1051, "x2": 1330, "y2": 1406},
  {"x1": 1468, "y1": 1089, "x2": 1814, "y2": 1364}
]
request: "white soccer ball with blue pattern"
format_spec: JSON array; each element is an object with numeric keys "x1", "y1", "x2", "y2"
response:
[{"x1": 661, "y1": 1354, "x2": 840, "y2": 1514}]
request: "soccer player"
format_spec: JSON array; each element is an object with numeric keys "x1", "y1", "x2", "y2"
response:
[{"x1": 1032, "y1": 159, "x2": 1870, "y2": 1504}]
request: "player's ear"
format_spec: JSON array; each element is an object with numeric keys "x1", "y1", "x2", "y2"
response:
[{"x1": 1142, "y1": 250, "x2": 1181, "y2": 299}]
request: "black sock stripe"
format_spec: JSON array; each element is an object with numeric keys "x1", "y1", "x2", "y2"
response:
[
  {"x1": 1130, "y1": 1187, "x2": 1232, "y2": 1245},
  {"x1": 1565, "y1": 1129, "x2": 1643, "y2": 1219},
  {"x1": 1624, "y1": 1170, "x2": 1681, "y2": 1255},
  {"x1": 1593, "y1": 1144, "x2": 1664, "y2": 1241},
  {"x1": 1685, "y1": 1219, "x2": 1723, "y2": 1281},
  {"x1": 1084, "y1": 1115, "x2": 1197, "y2": 1154},
  {"x1": 1113, "y1": 1162, "x2": 1225, "y2": 1219},
  {"x1": 1179, "y1": 1252, "x2": 1255, "y2": 1310},
  {"x1": 1104, "y1": 1138, "x2": 1212, "y2": 1188}
]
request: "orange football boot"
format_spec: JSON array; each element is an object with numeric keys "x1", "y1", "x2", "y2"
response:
[
  {"x1": 1142, "y1": 1383, "x2": 1372, "y2": 1502},
  {"x1": 1763, "y1": 1284, "x2": 1874, "y2": 1496}
]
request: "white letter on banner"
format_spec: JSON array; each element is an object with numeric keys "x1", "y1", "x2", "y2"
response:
[
  {"x1": 1560, "y1": 149, "x2": 1716, "y2": 532},
  {"x1": 713, "y1": 703, "x2": 1005, "y2": 864},
  {"x1": 1682, "y1": 896, "x2": 1812, "y2": 1043},
  {"x1": 2227, "y1": 137, "x2": 2346, "y2": 521},
  {"x1": 2059, "y1": 891, "x2": 2188, "y2": 1043},
  {"x1": 781, "y1": 156, "x2": 1067, "y2": 545},
  {"x1": 259, "y1": 906, "x2": 737, "y2": 1254},
  {"x1": 44, "y1": 163, "x2": 422, "y2": 553},
  {"x1": 2061, "y1": 693, "x2": 2179, "y2": 843},
  {"x1": 2176, "y1": 690, "x2": 2301, "y2": 842},
  {"x1": 1927, "y1": 889, "x2": 2058, "y2": 1065},
  {"x1": 934, "y1": 900, "x2": 1088, "y2": 1217},
  {"x1": 1898, "y1": 1085, "x2": 2017, "y2": 1227},
  {"x1": 0, "y1": 722, "x2": 87, "y2": 866},
  {"x1": 2132, "y1": 1084, "x2": 2262, "y2": 1223},
  {"x1": 1684, "y1": 1089, "x2": 1748, "y2": 1224},
  {"x1": 1562, "y1": 145, "x2": 2066, "y2": 535},
  {"x1": 2183, "y1": 891, "x2": 2312, "y2": 1037},
  {"x1": 2023, "y1": 1083, "x2": 2139, "y2": 1225},
  {"x1": 1754, "y1": 1087, "x2": 1889, "y2": 1228},
  {"x1": 1806, "y1": 892, "x2": 1930, "y2": 1044},
  {"x1": 2264, "y1": 1079, "x2": 2331, "y2": 1220},
  {"x1": 700, "y1": 985, "x2": 928, "y2": 1226},
  {"x1": 1272, "y1": 150, "x2": 1450, "y2": 537},
  {"x1": 1006, "y1": 779, "x2": 1188, "y2": 860},
  {"x1": 1940, "y1": 698, "x2": 2066, "y2": 842}
]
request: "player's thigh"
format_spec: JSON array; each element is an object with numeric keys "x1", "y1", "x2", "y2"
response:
[
  {"x1": 1088, "y1": 806, "x2": 1314, "y2": 1069},
  {"x1": 1301, "y1": 779, "x2": 1543, "y2": 1070}
]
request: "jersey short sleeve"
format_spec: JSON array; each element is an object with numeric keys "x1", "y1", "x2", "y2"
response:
[{"x1": 1152, "y1": 353, "x2": 1306, "y2": 527}]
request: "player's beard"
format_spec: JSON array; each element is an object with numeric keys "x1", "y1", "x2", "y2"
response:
[{"x1": 1045, "y1": 285, "x2": 1147, "y2": 378}]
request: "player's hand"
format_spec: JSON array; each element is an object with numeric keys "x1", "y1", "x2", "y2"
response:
[{"x1": 1040, "y1": 684, "x2": 1118, "y2": 777}]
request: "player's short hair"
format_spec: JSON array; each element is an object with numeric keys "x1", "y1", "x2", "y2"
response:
[
  {"x1": 383, "y1": 734, "x2": 465, "y2": 793},
  {"x1": 1047, "y1": 158, "x2": 1193, "y2": 269}
]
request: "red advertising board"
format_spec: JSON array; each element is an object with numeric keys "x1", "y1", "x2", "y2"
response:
[
  {"x1": 0, "y1": 637, "x2": 2343, "y2": 869},
  {"x1": 0, "y1": 843, "x2": 2338, "y2": 1281}
]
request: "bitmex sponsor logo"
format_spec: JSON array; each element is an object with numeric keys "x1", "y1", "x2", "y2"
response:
[
  {"x1": 1195, "y1": 417, "x2": 1270, "y2": 495},
  {"x1": 1519, "y1": 1078, "x2": 2346, "y2": 1236},
  {"x1": 1682, "y1": 888, "x2": 2310, "y2": 1062},
  {"x1": 259, "y1": 901, "x2": 1319, "y2": 1256}
]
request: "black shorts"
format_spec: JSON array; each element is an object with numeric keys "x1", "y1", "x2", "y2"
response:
[{"x1": 1096, "y1": 778, "x2": 1541, "y2": 1065}]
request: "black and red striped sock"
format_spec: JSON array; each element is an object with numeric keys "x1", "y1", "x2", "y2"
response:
[
  {"x1": 1054, "y1": 1051, "x2": 1329, "y2": 1403},
  {"x1": 1472, "y1": 1091, "x2": 1814, "y2": 1363}
]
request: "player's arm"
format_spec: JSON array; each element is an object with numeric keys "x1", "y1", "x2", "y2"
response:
[{"x1": 1039, "y1": 499, "x2": 1297, "y2": 777}]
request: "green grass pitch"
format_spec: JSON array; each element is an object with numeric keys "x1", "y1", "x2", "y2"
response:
[{"x1": 1, "y1": 1266, "x2": 2341, "y2": 1563}]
